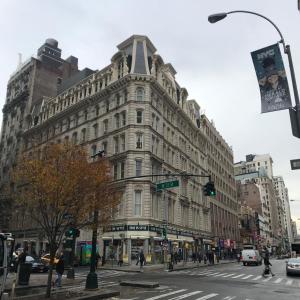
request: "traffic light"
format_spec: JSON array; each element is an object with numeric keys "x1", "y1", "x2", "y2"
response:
[
  {"x1": 203, "y1": 181, "x2": 216, "y2": 197},
  {"x1": 65, "y1": 227, "x2": 80, "y2": 238},
  {"x1": 162, "y1": 227, "x2": 167, "y2": 239}
]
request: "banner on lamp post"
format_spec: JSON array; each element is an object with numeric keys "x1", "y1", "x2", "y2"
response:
[{"x1": 251, "y1": 43, "x2": 292, "y2": 113}]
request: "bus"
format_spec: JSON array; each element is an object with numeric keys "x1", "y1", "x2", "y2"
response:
[{"x1": 0, "y1": 233, "x2": 14, "y2": 300}]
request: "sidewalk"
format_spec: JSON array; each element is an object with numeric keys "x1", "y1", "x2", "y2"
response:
[
  {"x1": 4, "y1": 273, "x2": 82, "y2": 293},
  {"x1": 99, "y1": 259, "x2": 237, "y2": 273}
]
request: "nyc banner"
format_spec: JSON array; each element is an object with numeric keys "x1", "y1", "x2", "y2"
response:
[{"x1": 251, "y1": 44, "x2": 292, "y2": 113}]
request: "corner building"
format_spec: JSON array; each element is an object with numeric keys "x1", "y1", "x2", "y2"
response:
[{"x1": 3, "y1": 35, "x2": 237, "y2": 264}]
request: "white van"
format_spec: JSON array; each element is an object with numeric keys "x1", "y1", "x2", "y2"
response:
[{"x1": 241, "y1": 249, "x2": 262, "y2": 266}]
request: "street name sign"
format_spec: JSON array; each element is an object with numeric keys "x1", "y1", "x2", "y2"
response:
[
  {"x1": 156, "y1": 180, "x2": 179, "y2": 191},
  {"x1": 290, "y1": 159, "x2": 300, "y2": 170}
]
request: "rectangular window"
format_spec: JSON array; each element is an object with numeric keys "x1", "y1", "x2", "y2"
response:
[
  {"x1": 103, "y1": 119, "x2": 108, "y2": 134},
  {"x1": 102, "y1": 141, "x2": 107, "y2": 153},
  {"x1": 114, "y1": 136, "x2": 119, "y2": 154},
  {"x1": 121, "y1": 111, "x2": 126, "y2": 126},
  {"x1": 134, "y1": 190, "x2": 142, "y2": 216},
  {"x1": 136, "y1": 159, "x2": 142, "y2": 176},
  {"x1": 120, "y1": 162, "x2": 125, "y2": 179},
  {"x1": 120, "y1": 134, "x2": 125, "y2": 151},
  {"x1": 136, "y1": 133, "x2": 143, "y2": 149},
  {"x1": 115, "y1": 114, "x2": 120, "y2": 129},
  {"x1": 114, "y1": 163, "x2": 118, "y2": 180},
  {"x1": 137, "y1": 110, "x2": 143, "y2": 124}
]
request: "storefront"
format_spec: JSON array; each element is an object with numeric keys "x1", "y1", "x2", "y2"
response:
[{"x1": 101, "y1": 223, "x2": 202, "y2": 265}]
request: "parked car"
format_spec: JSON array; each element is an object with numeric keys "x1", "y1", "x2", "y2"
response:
[
  {"x1": 24, "y1": 255, "x2": 48, "y2": 273},
  {"x1": 41, "y1": 254, "x2": 59, "y2": 265},
  {"x1": 286, "y1": 258, "x2": 300, "y2": 276},
  {"x1": 241, "y1": 249, "x2": 262, "y2": 266}
]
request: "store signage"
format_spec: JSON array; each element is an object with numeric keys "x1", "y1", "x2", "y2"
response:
[
  {"x1": 105, "y1": 224, "x2": 195, "y2": 238},
  {"x1": 127, "y1": 225, "x2": 148, "y2": 231}
]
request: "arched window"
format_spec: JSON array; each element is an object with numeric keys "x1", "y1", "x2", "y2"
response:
[
  {"x1": 136, "y1": 87, "x2": 145, "y2": 101},
  {"x1": 91, "y1": 145, "x2": 97, "y2": 158},
  {"x1": 81, "y1": 128, "x2": 86, "y2": 143},
  {"x1": 72, "y1": 132, "x2": 78, "y2": 144}
]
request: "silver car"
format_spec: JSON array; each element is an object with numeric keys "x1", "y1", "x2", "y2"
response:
[{"x1": 286, "y1": 258, "x2": 300, "y2": 275}]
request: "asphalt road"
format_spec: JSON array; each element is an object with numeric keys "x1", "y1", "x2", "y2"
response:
[{"x1": 74, "y1": 259, "x2": 300, "y2": 300}]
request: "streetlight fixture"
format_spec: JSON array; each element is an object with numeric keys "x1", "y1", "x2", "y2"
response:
[
  {"x1": 290, "y1": 199, "x2": 300, "y2": 202},
  {"x1": 208, "y1": 10, "x2": 300, "y2": 138}
]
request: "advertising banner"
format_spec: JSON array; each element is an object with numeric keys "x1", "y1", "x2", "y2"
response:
[{"x1": 251, "y1": 43, "x2": 292, "y2": 113}]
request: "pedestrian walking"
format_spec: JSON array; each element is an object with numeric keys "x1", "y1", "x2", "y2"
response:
[
  {"x1": 198, "y1": 252, "x2": 203, "y2": 264},
  {"x1": 54, "y1": 255, "x2": 64, "y2": 288},
  {"x1": 139, "y1": 250, "x2": 145, "y2": 271},
  {"x1": 95, "y1": 252, "x2": 101, "y2": 269},
  {"x1": 262, "y1": 248, "x2": 274, "y2": 277},
  {"x1": 118, "y1": 251, "x2": 123, "y2": 267},
  {"x1": 192, "y1": 252, "x2": 197, "y2": 263},
  {"x1": 204, "y1": 253, "x2": 207, "y2": 264}
]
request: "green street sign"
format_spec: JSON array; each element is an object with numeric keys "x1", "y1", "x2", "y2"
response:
[{"x1": 156, "y1": 180, "x2": 179, "y2": 191}]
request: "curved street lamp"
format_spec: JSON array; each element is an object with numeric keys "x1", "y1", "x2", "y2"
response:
[{"x1": 208, "y1": 10, "x2": 300, "y2": 137}]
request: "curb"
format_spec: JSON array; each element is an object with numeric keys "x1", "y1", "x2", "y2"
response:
[
  {"x1": 99, "y1": 261, "x2": 237, "y2": 273},
  {"x1": 120, "y1": 281, "x2": 159, "y2": 288},
  {"x1": 169, "y1": 260, "x2": 237, "y2": 272}
]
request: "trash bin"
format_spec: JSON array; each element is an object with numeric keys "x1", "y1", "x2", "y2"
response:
[{"x1": 18, "y1": 263, "x2": 32, "y2": 285}]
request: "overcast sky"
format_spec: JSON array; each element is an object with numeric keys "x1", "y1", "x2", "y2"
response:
[{"x1": 1, "y1": 0, "x2": 300, "y2": 229}]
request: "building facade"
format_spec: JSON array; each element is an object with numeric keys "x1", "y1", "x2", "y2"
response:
[
  {"x1": 200, "y1": 115, "x2": 239, "y2": 256},
  {"x1": 1, "y1": 35, "x2": 238, "y2": 263},
  {"x1": 235, "y1": 154, "x2": 292, "y2": 253},
  {"x1": 0, "y1": 38, "x2": 81, "y2": 233}
]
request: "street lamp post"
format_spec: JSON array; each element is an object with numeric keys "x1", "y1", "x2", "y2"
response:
[{"x1": 208, "y1": 10, "x2": 300, "y2": 138}]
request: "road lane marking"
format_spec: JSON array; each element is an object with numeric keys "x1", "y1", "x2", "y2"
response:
[
  {"x1": 241, "y1": 275, "x2": 253, "y2": 279},
  {"x1": 231, "y1": 274, "x2": 245, "y2": 278},
  {"x1": 252, "y1": 275, "x2": 262, "y2": 281},
  {"x1": 169, "y1": 291, "x2": 203, "y2": 300},
  {"x1": 274, "y1": 278, "x2": 283, "y2": 283},
  {"x1": 144, "y1": 289, "x2": 187, "y2": 300},
  {"x1": 285, "y1": 279, "x2": 293, "y2": 285},
  {"x1": 206, "y1": 272, "x2": 220, "y2": 276},
  {"x1": 223, "y1": 297, "x2": 236, "y2": 300},
  {"x1": 222, "y1": 273, "x2": 236, "y2": 277},
  {"x1": 195, "y1": 293, "x2": 218, "y2": 300}
]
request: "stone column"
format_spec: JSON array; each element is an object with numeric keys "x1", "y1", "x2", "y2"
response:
[{"x1": 127, "y1": 238, "x2": 132, "y2": 265}]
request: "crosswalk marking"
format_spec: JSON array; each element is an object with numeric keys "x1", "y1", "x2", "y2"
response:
[
  {"x1": 285, "y1": 279, "x2": 293, "y2": 285},
  {"x1": 274, "y1": 278, "x2": 283, "y2": 283},
  {"x1": 169, "y1": 291, "x2": 203, "y2": 300},
  {"x1": 231, "y1": 274, "x2": 245, "y2": 278},
  {"x1": 206, "y1": 272, "x2": 220, "y2": 276},
  {"x1": 214, "y1": 273, "x2": 228, "y2": 277},
  {"x1": 262, "y1": 276, "x2": 272, "y2": 282},
  {"x1": 223, "y1": 297, "x2": 236, "y2": 300},
  {"x1": 241, "y1": 275, "x2": 253, "y2": 279},
  {"x1": 252, "y1": 275, "x2": 262, "y2": 281},
  {"x1": 144, "y1": 289, "x2": 187, "y2": 300},
  {"x1": 195, "y1": 293, "x2": 218, "y2": 300},
  {"x1": 222, "y1": 273, "x2": 235, "y2": 277}
]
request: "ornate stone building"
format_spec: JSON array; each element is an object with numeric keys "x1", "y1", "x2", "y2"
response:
[{"x1": 1, "y1": 35, "x2": 238, "y2": 263}]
